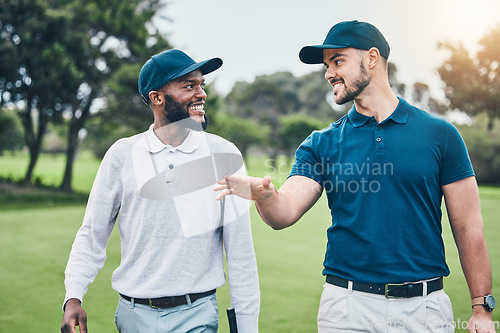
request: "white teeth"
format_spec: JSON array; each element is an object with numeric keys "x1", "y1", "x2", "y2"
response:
[{"x1": 190, "y1": 105, "x2": 204, "y2": 112}]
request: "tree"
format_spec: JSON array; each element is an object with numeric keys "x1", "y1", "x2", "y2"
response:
[
  {"x1": 0, "y1": 107, "x2": 23, "y2": 154},
  {"x1": 457, "y1": 114, "x2": 500, "y2": 184},
  {"x1": 412, "y1": 82, "x2": 430, "y2": 109},
  {"x1": 225, "y1": 72, "x2": 300, "y2": 165},
  {"x1": 388, "y1": 61, "x2": 406, "y2": 97},
  {"x1": 212, "y1": 112, "x2": 269, "y2": 160},
  {"x1": 0, "y1": 0, "x2": 83, "y2": 183},
  {"x1": 279, "y1": 114, "x2": 327, "y2": 163},
  {"x1": 438, "y1": 24, "x2": 500, "y2": 130},
  {"x1": 59, "y1": 0, "x2": 171, "y2": 192},
  {"x1": 295, "y1": 70, "x2": 342, "y2": 120},
  {"x1": 82, "y1": 63, "x2": 154, "y2": 159},
  {"x1": 0, "y1": 0, "x2": 171, "y2": 191}
]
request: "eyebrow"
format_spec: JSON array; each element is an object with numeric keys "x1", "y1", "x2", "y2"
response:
[
  {"x1": 179, "y1": 78, "x2": 205, "y2": 85},
  {"x1": 324, "y1": 52, "x2": 347, "y2": 65}
]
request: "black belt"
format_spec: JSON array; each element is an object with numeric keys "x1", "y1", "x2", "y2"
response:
[
  {"x1": 120, "y1": 289, "x2": 216, "y2": 308},
  {"x1": 326, "y1": 275, "x2": 443, "y2": 298}
]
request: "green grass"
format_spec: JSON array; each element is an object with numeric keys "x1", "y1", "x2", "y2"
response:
[
  {"x1": 0, "y1": 151, "x2": 99, "y2": 193},
  {"x1": 0, "y1": 152, "x2": 499, "y2": 332}
]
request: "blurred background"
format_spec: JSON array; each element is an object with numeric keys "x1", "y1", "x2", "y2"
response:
[
  {"x1": 1, "y1": 0, "x2": 500, "y2": 189},
  {"x1": 0, "y1": 0, "x2": 499, "y2": 332}
]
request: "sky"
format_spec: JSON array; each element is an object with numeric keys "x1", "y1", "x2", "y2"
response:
[{"x1": 155, "y1": 0, "x2": 500, "y2": 100}]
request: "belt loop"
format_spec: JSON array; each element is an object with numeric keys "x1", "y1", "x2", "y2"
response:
[
  {"x1": 186, "y1": 294, "x2": 192, "y2": 306},
  {"x1": 130, "y1": 297, "x2": 135, "y2": 309},
  {"x1": 422, "y1": 281, "x2": 428, "y2": 296},
  {"x1": 347, "y1": 280, "x2": 353, "y2": 294}
]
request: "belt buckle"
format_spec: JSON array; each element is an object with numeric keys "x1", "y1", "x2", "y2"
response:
[
  {"x1": 149, "y1": 299, "x2": 159, "y2": 309},
  {"x1": 385, "y1": 283, "x2": 406, "y2": 298}
]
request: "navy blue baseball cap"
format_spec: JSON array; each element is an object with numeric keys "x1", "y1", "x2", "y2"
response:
[
  {"x1": 299, "y1": 20, "x2": 390, "y2": 64},
  {"x1": 138, "y1": 49, "x2": 223, "y2": 104}
]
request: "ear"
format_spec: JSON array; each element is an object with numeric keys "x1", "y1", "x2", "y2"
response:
[
  {"x1": 366, "y1": 47, "x2": 381, "y2": 69},
  {"x1": 148, "y1": 90, "x2": 164, "y2": 106}
]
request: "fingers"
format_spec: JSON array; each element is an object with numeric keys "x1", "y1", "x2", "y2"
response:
[
  {"x1": 214, "y1": 178, "x2": 232, "y2": 201},
  {"x1": 467, "y1": 316, "x2": 496, "y2": 333},
  {"x1": 214, "y1": 174, "x2": 274, "y2": 201},
  {"x1": 215, "y1": 187, "x2": 233, "y2": 201},
  {"x1": 262, "y1": 175, "x2": 272, "y2": 189},
  {"x1": 214, "y1": 176, "x2": 238, "y2": 200},
  {"x1": 61, "y1": 319, "x2": 77, "y2": 333},
  {"x1": 62, "y1": 316, "x2": 87, "y2": 333},
  {"x1": 78, "y1": 315, "x2": 88, "y2": 333}
]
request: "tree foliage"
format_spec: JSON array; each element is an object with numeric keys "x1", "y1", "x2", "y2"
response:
[
  {"x1": 224, "y1": 70, "x2": 345, "y2": 164},
  {"x1": 0, "y1": 107, "x2": 23, "y2": 154},
  {"x1": 438, "y1": 25, "x2": 500, "y2": 130},
  {"x1": 279, "y1": 114, "x2": 327, "y2": 162},
  {"x1": 458, "y1": 114, "x2": 500, "y2": 184},
  {"x1": 410, "y1": 82, "x2": 447, "y2": 115},
  {"x1": 226, "y1": 72, "x2": 300, "y2": 164},
  {"x1": 83, "y1": 63, "x2": 154, "y2": 159},
  {"x1": 388, "y1": 62, "x2": 406, "y2": 97},
  {"x1": 212, "y1": 112, "x2": 269, "y2": 160},
  {"x1": 295, "y1": 70, "x2": 342, "y2": 120},
  {"x1": 0, "y1": 0, "x2": 171, "y2": 191},
  {"x1": 0, "y1": 0, "x2": 83, "y2": 183}
]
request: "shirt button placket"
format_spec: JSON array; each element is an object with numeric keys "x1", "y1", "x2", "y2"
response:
[{"x1": 374, "y1": 126, "x2": 385, "y2": 154}]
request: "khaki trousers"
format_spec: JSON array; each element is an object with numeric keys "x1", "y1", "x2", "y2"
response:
[{"x1": 317, "y1": 283, "x2": 454, "y2": 332}]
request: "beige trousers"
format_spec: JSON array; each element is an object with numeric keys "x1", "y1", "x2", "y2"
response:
[{"x1": 317, "y1": 283, "x2": 454, "y2": 332}]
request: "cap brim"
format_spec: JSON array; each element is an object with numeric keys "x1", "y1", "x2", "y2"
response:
[
  {"x1": 299, "y1": 45, "x2": 349, "y2": 64},
  {"x1": 171, "y1": 57, "x2": 223, "y2": 81}
]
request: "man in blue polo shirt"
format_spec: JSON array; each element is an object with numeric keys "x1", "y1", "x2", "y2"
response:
[{"x1": 215, "y1": 21, "x2": 495, "y2": 332}]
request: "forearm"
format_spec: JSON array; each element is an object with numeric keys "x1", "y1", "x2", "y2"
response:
[
  {"x1": 443, "y1": 178, "x2": 495, "y2": 331},
  {"x1": 255, "y1": 190, "x2": 299, "y2": 230},
  {"x1": 458, "y1": 228, "x2": 495, "y2": 332},
  {"x1": 454, "y1": 224, "x2": 492, "y2": 298},
  {"x1": 63, "y1": 227, "x2": 109, "y2": 306},
  {"x1": 64, "y1": 187, "x2": 119, "y2": 306},
  {"x1": 256, "y1": 175, "x2": 322, "y2": 230}
]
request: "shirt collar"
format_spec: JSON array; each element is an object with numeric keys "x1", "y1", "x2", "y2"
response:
[
  {"x1": 144, "y1": 124, "x2": 201, "y2": 154},
  {"x1": 387, "y1": 97, "x2": 409, "y2": 124},
  {"x1": 347, "y1": 105, "x2": 371, "y2": 127},
  {"x1": 347, "y1": 97, "x2": 409, "y2": 127}
]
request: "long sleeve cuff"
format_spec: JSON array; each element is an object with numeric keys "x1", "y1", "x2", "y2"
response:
[{"x1": 62, "y1": 282, "x2": 86, "y2": 311}]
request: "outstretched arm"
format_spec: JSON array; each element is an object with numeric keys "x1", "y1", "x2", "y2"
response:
[
  {"x1": 443, "y1": 176, "x2": 495, "y2": 333},
  {"x1": 215, "y1": 175, "x2": 322, "y2": 230}
]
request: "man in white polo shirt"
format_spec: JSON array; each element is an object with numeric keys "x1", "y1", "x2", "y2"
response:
[{"x1": 61, "y1": 49, "x2": 260, "y2": 333}]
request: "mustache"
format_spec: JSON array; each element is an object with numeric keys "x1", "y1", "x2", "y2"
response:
[{"x1": 329, "y1": 78, "x2": 344, "y2": 86}]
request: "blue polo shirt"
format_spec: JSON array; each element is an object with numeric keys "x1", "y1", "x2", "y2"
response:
[{"x1": 290, "y1": 98, "x2": 474, "y2": 284}]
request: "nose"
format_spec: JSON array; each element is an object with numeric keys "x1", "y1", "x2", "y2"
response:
[
  {"x1": 324, "y1": 66, "x2": 337, "y2": 83},
  {"x1": 195, "y1": 85, "x2": 207, "y2": 99}
]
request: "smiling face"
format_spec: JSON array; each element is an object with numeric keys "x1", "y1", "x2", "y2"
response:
[
  {"x1": 323, "y1": 48, "x2": 371, "y2": 105},
  {"x1": 158, "y1": 69, "x2": 209, "y2": 130}
]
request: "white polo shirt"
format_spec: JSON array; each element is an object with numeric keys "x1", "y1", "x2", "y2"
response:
[{"x1": 64, "y1": 124, "x2": 260, "y2": 331}]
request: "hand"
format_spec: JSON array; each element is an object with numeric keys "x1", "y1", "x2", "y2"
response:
[
  {"x1": 214, "y1": 175, "x2": 275, "y2": 201},
  {"x1": 467, "y1": 307, "x2": 496, "y2": 333},
  {"x1": 61, "y1": 299, "x2": 88, "y2": 333}
]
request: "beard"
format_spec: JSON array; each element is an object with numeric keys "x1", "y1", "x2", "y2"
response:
[
  {"x1": 336, "y1": 60, "x2": 370, "y2": 105},
  {"x1": 162, "y1": 94, "x2": 209, "y2": 131}
]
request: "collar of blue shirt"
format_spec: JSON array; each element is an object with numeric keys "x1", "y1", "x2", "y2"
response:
[{"x1": 347, "y1": 97, "x2": 409, "y2": 127}]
